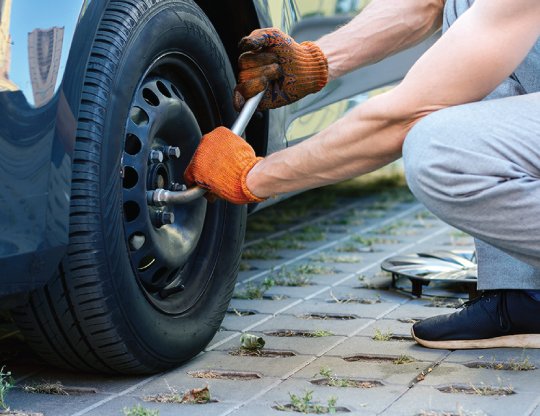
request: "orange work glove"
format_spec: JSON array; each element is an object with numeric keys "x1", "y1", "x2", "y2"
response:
[
  {"x1": 234, "y1": 28, "x2": 328, "y2": 111},
  {"x1": 184, "y1": 127, "x2": 266, "y2": 205}
]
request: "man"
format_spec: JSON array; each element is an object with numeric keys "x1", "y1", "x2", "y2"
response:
[{"x1": 185, "y1": 0, "x2": 540, "y2": 349}]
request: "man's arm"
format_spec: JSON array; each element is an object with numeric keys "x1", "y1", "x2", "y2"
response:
[
  {"x1": 317, "y1": 0, "x2": 445, "y2": 80},
  {"x1": 245, "y1": 0, "x2": 540, "y2": 198}
]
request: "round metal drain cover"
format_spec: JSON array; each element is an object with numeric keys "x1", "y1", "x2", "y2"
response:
[{"x1": 381, "y1": 250, "x2": 477, "y2": 298}]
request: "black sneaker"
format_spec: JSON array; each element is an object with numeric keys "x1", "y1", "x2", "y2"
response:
[{"x1": 412, "y1": 290, "x2": 540, "y2": 349}]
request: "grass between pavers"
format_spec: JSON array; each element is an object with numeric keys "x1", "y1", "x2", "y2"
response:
[
  {"x1": 236, "y1": 263, "x2": 337, "y2": 295},
  {"x1": 372, "y1": 328, "x2": 393, "y2": 341},
  {"x1": 329, "y1": 291, "x2": 382, "y2": 304},
  {"x1": 465, "y1": 355, "x2": 536, "y2": 371},
  {"x1": 274, "y1": 390, "x2": 347, "y2": 414},
  {"x1": 310, "y1": 253, "x2": 362, "y2": 264},
  {"x1": 313, "y1": 367, "x2": 383, "y2": 389},
  {"x1": 438, "y1": 382, "x2": 515, "y2": 396},
  {"x1": 123, "y1": 405, "x2": 159, "y2": 416},
  {"x1": 143, "y1": 384, "x2": 215, "y2": 404},
  {"x1": 245, "y1": 168, "x2": 411, "y2": 239}
]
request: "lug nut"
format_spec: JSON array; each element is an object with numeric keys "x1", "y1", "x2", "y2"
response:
[
  {"x1": 149, "y1": 149, "x2": 164, "y2": 163},
  {"x1": 154, "y1": 210, "x2": 175, "y2": 227},
  {"x1": 162, "y1": 146, "x2": 181, "y2": 159},
  {"x1": 170, "y1": 182, "x2": 187, "y2": 192}
]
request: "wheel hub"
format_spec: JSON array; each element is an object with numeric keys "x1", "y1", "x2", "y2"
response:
[{"x1": 121, "y1": 75, "x2": 207, "y2": 297}]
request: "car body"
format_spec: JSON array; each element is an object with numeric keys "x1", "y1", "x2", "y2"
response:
[{"x1": 0, "y1": 0, "x2": 435, "y2": 373}]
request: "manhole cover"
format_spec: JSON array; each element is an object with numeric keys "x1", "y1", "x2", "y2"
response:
[{"x1": 381, "y1": 250, "x2": 477, "y2": 298}]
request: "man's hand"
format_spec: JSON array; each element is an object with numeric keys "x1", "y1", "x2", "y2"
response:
[
  {"x1": 184, "y1": 127, "x2": 266, "y2": 204},
  {"x1": 234, "y1": 28, "x2": 328, "y2": 111}
]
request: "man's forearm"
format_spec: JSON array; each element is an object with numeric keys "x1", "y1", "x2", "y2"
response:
[
  {"x1": 316, "y1": 0, "x2": 445, "y2": 80},
  {"x1": 246, "y1": 0, "x2": 540, "y2": 199}
]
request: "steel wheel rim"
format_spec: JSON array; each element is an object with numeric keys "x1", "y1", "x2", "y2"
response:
[{"x1": 121, "y1": 52, "x2": 222, "y2": 314}]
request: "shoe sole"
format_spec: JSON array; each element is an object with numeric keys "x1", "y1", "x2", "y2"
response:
[{"x1": 411, "y1": 328, "x2": 540, "y2": 349}]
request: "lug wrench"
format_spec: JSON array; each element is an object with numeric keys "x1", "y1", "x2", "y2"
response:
[{"x1": 147, "y1": 90, "x2": 264, "y2": 206}]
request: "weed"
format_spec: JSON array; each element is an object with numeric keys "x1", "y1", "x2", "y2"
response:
[
  {"x1": 393, "y1": 355, "x2": 415, "y2": 365},
  {"x1": 269, "y1": 268, "x2": 314, "y2": 287},
  {"x1": 310, "y1": 253, "x2": 362, "y2": 264},
  {"x1": 469, "y1": 355, "x2": 536, "y2": 371},
  {"x1": 123, "y1": 405, "x2": 159, "y2": 416},
  {"x1": 312, "y1": 330, "x2": 334, "y2": 337},
  {"x1": 316, "y1": 368, "x2": 354, "y2": 387},
  {"x1": 372, "y1": 220, "x2": 416, "y2": 236},
  {"x1": 290, "y1": 225, "x2": 326, "y2": 242},
  {"x1": 372, "y1": 329, "x2": 393, "y2": 341},
  {"x1": 233, "y1": 278, "x2": 275, "y2": 299},
  {"x1": 329, "y1": 291, "x2": 381, "y2": 304},
  {"x1": 351, "y1": 236, "x2": 399, "y2": 246},
  {"x1": 314, "y1": 367, "x2": 382, "y2": 389},
  {"x1": 144, "y1": 384, "x2": 213, "y2": 404},
  {"x1": 22, "y1": 381, "x2": 68, "y2": 395},
  {"x1": 295, "y1": 264, "x2": 335, "y2": 275},
  {"x1": 0, "y1": 366, "x2": 13, "y2": 410},
  {"x1": 275, "y1": 390, "x2": 339, "y2": 414},
  {"x1": 242, "y1": 248, "x2": 282, "y2": 260},
  {"x1": 439, "y1": 381, "x2": 514, "y2": 396}
]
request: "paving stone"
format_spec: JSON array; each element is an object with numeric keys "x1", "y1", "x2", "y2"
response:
[
  {"x1": 82, "y1": 394, "x2": 234, "y2": 416},
  {"x1": 384, "y1": 301, "x2": 458, "y2": 321},
  {"x1": 207, "y1": 329, "x2": 240, "y2": 350},
  {"x1": 133, "y1": 367, "x2": 281, "y2": 404},
  {"x1": 291, "y1": 355, "x2": 433, "y2": 386},
  {"x1": 283, "y1": 299, "x2": 399, "y2": 320},
  {"x1": 244, "y1": 376, "x2": 408, "y2": 415},
  {"x1": 221, "y1": 313, "x2": 272, "y2": 332},
  {"x1": 263, "y1": 283, "x2": 328, "y2": 299},
  {"x1": 444, "y1": 348, "x2": 540, "y2": 367},
  {"x1": 326, "y1": 336, "x2": 448, "y2": 363},
  {"x1": 228, "y1": 297, "x2": 299, "y2": 315},
  {"x1": 356, "y1": 318, "x2": 416, "y2": 338},
  {"x1": 252, "y1": 314, "x2": 373, "y2": 337},
  {"x1": 419, "y1": 362, "x2": 540, "y2": 394},
  {"x1": 310, "y1": 286, "x2": 410, "y2": 304},
  {"x1": 213, "y1": 330, "x2": 345, "y2": 356},
  {"x1": 174, "y1": 350, "x2": 313, "y2": 379},
  {"x1": 13, "y1": 370, "x2": 148, "y2": 396},
  {"x1": 230, "y1": 402, "x2": 378, "y2": 416},
  {"x1": 5, "y1": 388, "x2": 111, "y2": 416},
  {"x1": 384, "y1": 385, "x2": 539, "y2": 416}
]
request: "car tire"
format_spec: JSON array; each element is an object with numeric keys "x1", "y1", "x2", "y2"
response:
[{"x1": 11, "y1": 0, "x2": 245, "y2": 374}]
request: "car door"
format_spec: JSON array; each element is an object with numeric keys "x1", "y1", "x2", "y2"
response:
[{"x1": 252, "y1": 0, "x2": 438, "y2": 148}]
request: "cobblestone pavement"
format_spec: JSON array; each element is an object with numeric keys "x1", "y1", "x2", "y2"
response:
[{"x1": 2, "y1": 181, "x2": 540, "y2": 416}]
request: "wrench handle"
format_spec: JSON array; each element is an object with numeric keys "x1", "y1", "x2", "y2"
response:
[{"x1": 149, "y1": 91, "x2": 264, "y2": 205}]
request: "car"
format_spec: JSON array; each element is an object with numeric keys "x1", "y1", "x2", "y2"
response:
[{"x1": 0, "y1": 0, "x2": 436, "y2": 374}]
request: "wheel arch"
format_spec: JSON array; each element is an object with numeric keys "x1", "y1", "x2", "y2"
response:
[{"x1": 193, "y1": 0, "x2": 269, "y2": 156}]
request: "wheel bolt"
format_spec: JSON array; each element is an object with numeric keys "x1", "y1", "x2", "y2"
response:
[
  {"x1": 170, "y1": 182, "x2": 187, "y2": 192},
  {"x1": 154, "y1": 210, "x2": 175, "y2": 227},
  {"x1": 162, "y1": 146, "x2": 181, "y2": 159},
  {"x1": 149, "y1": 149, "x2": 164, "y2": 163}
]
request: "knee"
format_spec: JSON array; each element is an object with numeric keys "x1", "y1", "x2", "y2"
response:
[{"x1": 403, "y1": 108, "x2": 462, "y2": 205}]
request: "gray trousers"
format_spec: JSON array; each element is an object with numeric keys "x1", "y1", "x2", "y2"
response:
[{"x1": 402, "y1": 0, "x2": 540, "y2": 290}]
